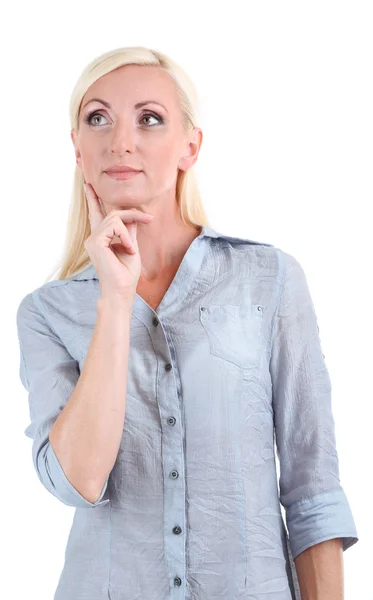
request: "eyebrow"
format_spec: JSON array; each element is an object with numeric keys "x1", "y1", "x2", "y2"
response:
[{"x1": 81, "y1": 98, "x2": 168, "y2": 113}]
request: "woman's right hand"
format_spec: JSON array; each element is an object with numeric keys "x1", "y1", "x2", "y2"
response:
[{"x1": 83, "y1": 182, "x2": 154, "y2": 300}]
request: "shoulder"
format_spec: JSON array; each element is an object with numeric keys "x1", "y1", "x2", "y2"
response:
[
  {"x1": 16, "y1": 264, "x2": 97, "y2": 328},
  {"x1": 206, "y1": 226, "x2": 296, "y2": 279}
]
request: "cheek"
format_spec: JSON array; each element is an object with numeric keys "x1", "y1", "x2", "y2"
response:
[
  {"x1": 79, "y1": 144, "x2": 102, "y2": 178},
  {"x1": 146, "y1": 138, "x2": 180, "y2": 172}
]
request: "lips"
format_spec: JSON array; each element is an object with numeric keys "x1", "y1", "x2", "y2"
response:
[
  {"x1": 105, "y1": 167, "x2": 141, "y2": 174},
  {"x1": 104, "y1": 170, "x2": 141, "y2": 180}
]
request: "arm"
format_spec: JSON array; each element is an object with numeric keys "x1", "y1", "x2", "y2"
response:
[
  {"x1": 294, "y1": 537, "x2": 344, "y2": 599},
  {"x1": 269, "y1": 250, "x2": 358, "y2": 562},
  {"x1": 49, "y1": 294, "x2": 134, "y2": 502},
  {"x1": 16, "y1": 289, "x2": 133, "y2": 507}
]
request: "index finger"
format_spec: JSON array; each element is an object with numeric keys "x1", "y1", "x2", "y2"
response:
[{"x1": 84, "y1": 183, "x2": 105, "y2": 230}]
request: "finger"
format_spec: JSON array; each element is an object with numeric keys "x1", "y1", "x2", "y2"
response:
[
  {"x1": 99, "y1": 217, "x2": 135, "y2": 253},
  {"x1": 106, "y1": 216, "x2": 141, "y2": 253},
  {"x1": 95, "y1": 211, "x2": 151, "y2": 253},
  {"x1": 114, "y1": 220, "x2": 137, "y2": 253},
  {"x1": 104, "y1": 210, "x2": 154, "y2": 226},
  {"x1": 84, "y1": 183, "x2": 105, "y2": 230}
]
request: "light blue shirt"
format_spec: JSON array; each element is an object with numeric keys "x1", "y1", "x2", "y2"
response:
[{"x1": 16, "y1": 224, "x2": 358, "y2": 600}]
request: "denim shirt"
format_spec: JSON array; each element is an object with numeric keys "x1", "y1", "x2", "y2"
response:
[{"x1": 16, "y1": 224, "x2": 358, "y2": 600}]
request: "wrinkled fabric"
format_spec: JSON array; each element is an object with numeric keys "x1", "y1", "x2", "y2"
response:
[{"x1": 16, "y1": 224, "x2": 358, "y2": 600}]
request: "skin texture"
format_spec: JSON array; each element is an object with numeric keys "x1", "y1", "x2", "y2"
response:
[
  {"x1": 71, "y1": 64, "x2": 203, "y2": 283},
  {"x1": 294, "y1": 538, "x2": 344, "y2": 599}
]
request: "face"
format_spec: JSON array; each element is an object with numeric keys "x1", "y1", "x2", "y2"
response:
[{"x1": 71, "y1": 64, "x2": 202, "y2": 215}]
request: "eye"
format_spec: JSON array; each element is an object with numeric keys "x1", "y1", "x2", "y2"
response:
[
  {"x1": 140, "y1": 112, "x2": 164, "y2": 126},
  {"x1": 84, "y1": 111, "x2": 164, "y2": 127},
  {"x1": 84, "y1": 111, "x2": 109, "y2": 126}
]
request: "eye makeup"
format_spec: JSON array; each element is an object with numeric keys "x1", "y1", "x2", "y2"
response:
[{"x1": 83, "y1": 110, "x2": 164, "y2": 127}]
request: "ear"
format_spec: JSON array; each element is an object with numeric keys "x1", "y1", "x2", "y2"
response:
[
  {"x1": 70, "y1": 129, "x2": 82, "y2": 169},
  {"x1": 178, "y1": 128, "x2": 203, "y2": 172}
]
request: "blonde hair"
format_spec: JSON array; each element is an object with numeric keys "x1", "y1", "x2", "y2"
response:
[{"x1": 44, "y1": 46, "x2": 210, "y2": 283}]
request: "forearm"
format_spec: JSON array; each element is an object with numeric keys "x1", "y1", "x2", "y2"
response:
[
  {"x1": 294, "y1": 538, "x2": 344, "y2": 600},
  {"x1": 49, "y1": 295, "x2": 134, "y2": 502}
]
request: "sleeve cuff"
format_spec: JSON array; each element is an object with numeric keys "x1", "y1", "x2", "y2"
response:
[
  {"x1": 41, "y1": 439, "x2": 110, "y2": 508},
  {"x1": 286, "y1": 488, "x2": 359, "y2": 559}
]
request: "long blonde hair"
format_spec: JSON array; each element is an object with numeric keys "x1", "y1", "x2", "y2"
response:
[{"x1": 44, "y1": 46, "x2": 210, "y2": 283}]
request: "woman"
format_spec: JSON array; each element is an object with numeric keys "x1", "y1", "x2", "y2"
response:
[{"x1": 16, "y1": 46, "x2": 358, "y2": 600}]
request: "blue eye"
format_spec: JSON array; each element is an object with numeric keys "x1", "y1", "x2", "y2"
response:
[{"x1": 84, "y1": 111, "x2": 163, "y2": 127}]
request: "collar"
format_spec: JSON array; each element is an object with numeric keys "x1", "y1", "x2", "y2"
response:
[{"x1": 70, "y1": 224, "x2": 273, "y2": 281}]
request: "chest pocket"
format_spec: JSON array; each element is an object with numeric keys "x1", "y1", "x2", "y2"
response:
[{"x1": 199, "y1": 303, "x2": 263, "y2": 369}]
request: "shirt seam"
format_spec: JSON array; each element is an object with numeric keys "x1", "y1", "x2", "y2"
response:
[
  {"x1": 293, "y1": 533, "x2": 358, "y2": 560},
  {"x1": 269, "y1": 247, "x2": 287, "y2": 355},
  {"x1": 288, "y1": 488, "x2": 345, "y2": 509}
]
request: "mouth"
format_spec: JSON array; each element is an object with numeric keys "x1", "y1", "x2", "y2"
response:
[{"x1": 104, "y1": 171, "x2": 141, "y2": 180}]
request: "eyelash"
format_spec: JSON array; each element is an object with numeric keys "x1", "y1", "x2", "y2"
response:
[{"x1": 84, "y1": 110, "x2": 164, "y2": 127}]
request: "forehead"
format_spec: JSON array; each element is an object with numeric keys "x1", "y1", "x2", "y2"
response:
[{"x1": 81, "y1": 65, "x2": 178, "y2": 108}]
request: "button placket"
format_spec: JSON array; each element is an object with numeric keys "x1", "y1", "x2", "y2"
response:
[{"x1": 157, "y1": 319, "x2": 184, "y2": 591}]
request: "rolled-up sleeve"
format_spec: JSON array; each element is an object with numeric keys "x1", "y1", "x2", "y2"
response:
[
  {"x1": 16, "y1": 290, "x2": 110, "y2": 509},
  {"x1": 269, "y1": 249, "x2": 358, "y2": 559}
]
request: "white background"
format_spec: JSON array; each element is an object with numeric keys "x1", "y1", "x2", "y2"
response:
[{"x1": 3, "y1": 1, "x2": 371, "y2": 598}]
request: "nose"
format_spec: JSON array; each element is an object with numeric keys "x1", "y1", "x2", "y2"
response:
[{"x1": 110, "y1": 118, "x2": 136, "y2": 154}]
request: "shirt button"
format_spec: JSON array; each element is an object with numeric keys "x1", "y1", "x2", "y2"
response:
[
  {"x1": 170, "y1": 470, "x2": 179, "y2": 479},
  {"x1": 174, "y1": 577, "x2": 182, "y2": 587},
  {"x1": 165, "y1": 363, "x2": 172, "y2": 371},
  {"x1": 167, "y1": 417, "x2": 176, "y2": 426},
  {"x1": 173, "y1": 526, "x2": 182, "y2": 535},
  {"x1": 152, "y1": 317, "x2": 159, "y2": 327}
]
